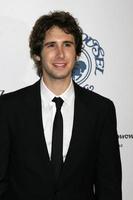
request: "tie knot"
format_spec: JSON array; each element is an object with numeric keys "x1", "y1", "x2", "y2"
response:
[{"x1": 52, "y1": 97, "x2": 64, "y2": 110}]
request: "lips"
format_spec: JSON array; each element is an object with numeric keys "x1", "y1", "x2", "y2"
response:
[{"x1": 53, "y1": 63, "x2": 66, "y2": 68}]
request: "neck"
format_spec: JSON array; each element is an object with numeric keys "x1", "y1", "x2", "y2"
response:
[{"x1": 42, "y1": 77, "x2": 71, "y2": 96}]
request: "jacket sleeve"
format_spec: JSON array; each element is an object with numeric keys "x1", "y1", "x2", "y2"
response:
[
  {"x1": 0, "y1": 96, "x2": 10, "y2": 199},
  {"x1": 95, "y1": 100, "x2": 122, "y2": 200}
]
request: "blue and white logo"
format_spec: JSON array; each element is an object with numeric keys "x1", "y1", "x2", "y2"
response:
[{"x1": 72, "y1": 33, "x2": 105, "y2": 90}]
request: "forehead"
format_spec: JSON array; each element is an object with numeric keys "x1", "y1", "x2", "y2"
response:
[{"x1": 44, "y1": 26, "x2": 75, "y2": 42}]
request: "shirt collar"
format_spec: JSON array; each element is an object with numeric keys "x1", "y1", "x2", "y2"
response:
[{"x1": 40, "y1": 78, "x2": 74, "y2": 106}]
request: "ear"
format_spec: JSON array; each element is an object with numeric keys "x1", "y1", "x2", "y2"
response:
[
  {"x1": 76, "y1": 55, "x2": 79, "y2": 61},
  {"x1": 33, "y1": 55, "x2": 41, "y2": 61}
]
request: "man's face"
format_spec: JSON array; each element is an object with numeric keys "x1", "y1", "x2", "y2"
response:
[{"x1": 38, "y1": 26, "x2": 77, "y2": 83}]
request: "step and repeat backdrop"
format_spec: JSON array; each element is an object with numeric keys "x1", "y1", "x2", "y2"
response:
[{"x1": 0, "y1": 0, "x2": 132, "y2": 199}]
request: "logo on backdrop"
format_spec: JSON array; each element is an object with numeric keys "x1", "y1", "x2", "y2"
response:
[
  {"x1": 0, "y1": 90, "x2": 4, "y2": 96},
  {"x1": 72, "y1": 33, "x2": 105, "y2": 90},
  {"x1": 118, "y1": 133, "x2": 133, "y2": 148}
]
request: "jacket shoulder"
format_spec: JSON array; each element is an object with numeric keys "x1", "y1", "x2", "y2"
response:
[
  {"x1": 0, "y1": 80, "x2": 40, "y2": 105},
  {"x1": 74, "y1": 82, "x2": 115, "y2": 110}
]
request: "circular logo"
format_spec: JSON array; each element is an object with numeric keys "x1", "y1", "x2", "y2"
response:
[
  {"x1": 72, "y1": 33, "x2": 105, "y2": 89},
  {"x1": 72, "y1": 48, "x2": 92, "y2": 85}
]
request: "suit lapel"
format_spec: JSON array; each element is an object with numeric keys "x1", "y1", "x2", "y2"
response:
[
  {"x1": 27, "y1": 80, "x2": 51, "y2": 164},
  {"x1": 61, "y1": 83, "x2": 89, "y2": 177}
]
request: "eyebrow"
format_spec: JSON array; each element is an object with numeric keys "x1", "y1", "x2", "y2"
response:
[{"x1": 44, "y1": 41, "x2": 75, "y2": 46}]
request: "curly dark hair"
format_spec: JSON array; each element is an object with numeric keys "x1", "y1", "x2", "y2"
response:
[{"x1": 29, "y1": 11, "x2": 83, "y2": 77}]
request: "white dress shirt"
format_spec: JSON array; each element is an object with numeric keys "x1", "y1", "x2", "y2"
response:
[{"x1": 40, "y1": 78, "x2": 75, "y2": 161}]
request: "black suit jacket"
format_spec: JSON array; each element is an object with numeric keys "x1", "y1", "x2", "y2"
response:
[{"x1": 0, "y1": 80, "x2": 122, "y2": 200}]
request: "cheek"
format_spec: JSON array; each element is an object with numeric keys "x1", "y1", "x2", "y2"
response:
[
  {"x1": 66, "y1": 50, "x2": 76, "y2": 59},
  {"x1": 41, "y1": 52, "x2": 52, "y2": 64},
  {"x1": 45, "y1": 51, "x2": 56, "y2": 60},
  {"x1": 70, "y1": 53, "x2": 77, "y2": 63}
]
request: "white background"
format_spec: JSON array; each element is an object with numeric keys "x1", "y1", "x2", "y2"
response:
[{"x1": 0, "y1": 1, "x2": 133, "y2": 199}]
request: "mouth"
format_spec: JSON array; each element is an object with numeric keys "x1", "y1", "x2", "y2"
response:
[{"x1": 53, "y1": 63, "x2": 66, "y2": 68}]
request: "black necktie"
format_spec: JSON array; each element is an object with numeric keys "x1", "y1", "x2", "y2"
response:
[{"x1": 51, "y1": 97, "x2": 64, "y2": 181}]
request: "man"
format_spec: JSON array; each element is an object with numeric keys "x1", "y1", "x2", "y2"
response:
[{"x1": 0, "y1": 11, "x2": 122, "y2": 200}]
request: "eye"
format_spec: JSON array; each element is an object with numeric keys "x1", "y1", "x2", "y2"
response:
[
  {"x1": 47, "y1": 43, "x2": 55, "y2": 48},
  {"x1": 64, "y1": 42, "x2": 72, "y2": 47},
  {"x1": 44, "y1": 42, "x2": 56, "y2": 48}
]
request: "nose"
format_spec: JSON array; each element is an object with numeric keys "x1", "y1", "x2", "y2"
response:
[{"x1": 56, "y1": 45, "x2": 65, "y2": 58}]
